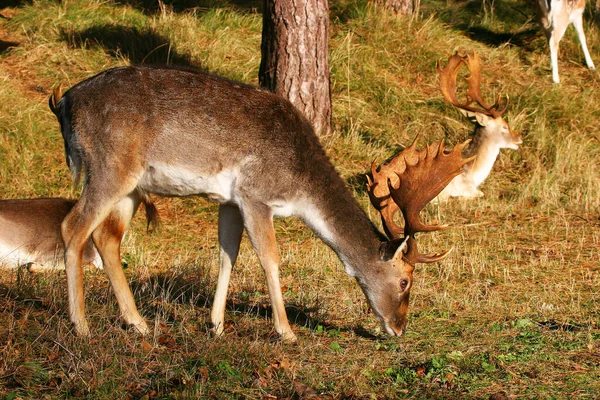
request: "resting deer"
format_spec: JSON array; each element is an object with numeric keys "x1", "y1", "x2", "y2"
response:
[
  {"x1": 0, "y1": 197, "x2": 158, "y2": 271},
  {"x1": 49, "y1": 65, "x2": 471, "y2": 340},
  {"x1": 436, "y1": 52, "x2": 522, "y2": 201},
  {"x1": 534, "y1": 0, "x2": 596, "y2": 83},
  {"x1": 0, "y1": 198, "x2": 101, "y2": 271}
]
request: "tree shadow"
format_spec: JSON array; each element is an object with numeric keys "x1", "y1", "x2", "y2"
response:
[
  {"x1": 115, "y1": 0, "x2": 263, "y2": 15},
  {"x1": 0, "y1": 39, "x2": 19, "y2": 54},
  {"x1": 60, "y1": 24, "x2": 204, "y2": 68},
  {"x1": 463, "y1": 26, "x2": 540, "y2": 50},
  {"x1": 0, "y1": 0, "x2": 32, "y2": 8}
]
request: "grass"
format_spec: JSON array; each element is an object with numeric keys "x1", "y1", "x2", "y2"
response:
[{"x1": 0, "y1": 0, "x2": 599, "y2": 398}]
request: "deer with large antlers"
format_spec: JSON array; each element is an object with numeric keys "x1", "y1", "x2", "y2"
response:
[
  {"x1": 436, "y1": 52, "x2": 522, "y2": 200},
  {"x1": 49, "y1": 65, "x2": 470, "y2": 340},
  {"x1": 534, "y1": 0, "x2": 595, "y2": 83},
  {"x1": 0, "y1": 197, "x2": 157, "y2": 271}
]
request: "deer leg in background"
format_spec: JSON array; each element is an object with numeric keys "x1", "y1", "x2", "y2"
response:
[
  {"x1": 240, "y1": 201, "x2": 296, "y2": 342},
  {"x1": 91, "y1": 192, "x2": 148, "y2": 335},
  {"x1": 572, "y1": 12, "x2": 596, "y2": 70},
  {"x1": 211, "y1": 204, "x2": 244, "y2": 336},
  {"x1": 549, "y1": 15, "x2": 570, "y2": 83}
]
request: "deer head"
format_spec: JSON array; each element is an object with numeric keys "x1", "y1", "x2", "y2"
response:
[
  {"x1": 438, "y1": 52, "x2": 521, "y2": 149},
  {"x1": 366, "y1": 135, "x2": 473, "y2": 334}
]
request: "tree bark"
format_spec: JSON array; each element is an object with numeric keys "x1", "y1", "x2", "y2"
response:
[
  {"x1": 376, "y1": 0, "x2": 413, "y2": 14},
  {"x1": 259, "y1": 0, "x2": 332, "y2": 136}
]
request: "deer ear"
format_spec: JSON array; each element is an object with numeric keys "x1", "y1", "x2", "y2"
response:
[
  {"x1": 379, "y1": 236, "x2": 409, "y2": 262},
  {"x1": 459, "y1": 109, "x2": 489, "y2": 126}
]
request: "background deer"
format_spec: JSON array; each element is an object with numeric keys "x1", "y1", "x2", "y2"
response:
[
  {"x1": 534, "y1": 0, "x2": 596, "y2": 83},
  {"x1": 0, "y1": 198, "x2": 101, "y2": 271},
  {"x1": 436, "y1": 52, "x2": 522, "y2": 200},
  {"x1": 49, "y1": 66, "x2": 470, "y2": 341},
  {"x1": 0, "y1": 197, "x2": 157, "y2": 272}
]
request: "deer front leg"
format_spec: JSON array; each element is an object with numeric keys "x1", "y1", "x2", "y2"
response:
[
  {"x1": 241, "y1": 202, "x2": 296, "y2": 342},
  {"x1": 211, "y1": 204, "x2": 244, "y2": 336},
  {"x1": 92, "y1": 193, "x2": 149, "y2": 335}
]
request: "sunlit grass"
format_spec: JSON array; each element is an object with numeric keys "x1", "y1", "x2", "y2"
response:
[{"x1": 0, "y1": 0, "x2": 599, "y2": 398}]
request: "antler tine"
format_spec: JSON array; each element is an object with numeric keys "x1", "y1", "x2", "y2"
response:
[
  {"x1": 403, "y1": 237, "x2": 454, "y2": 264},
  {"x1": 388, "y1": 137, "x2": 473, "y2": 265},
  {"x1": 493, "y1": 93, "x2": 509, "y2": 116},
  {"x1": 366, "y1": 160, "x2": 403, "y2": 240},
  {"x1": 463, "y1": 53, "x2": 503, "y2": 118},
  {"x1": 438, "y1": 53, "x2": 484, "y2": 115}
]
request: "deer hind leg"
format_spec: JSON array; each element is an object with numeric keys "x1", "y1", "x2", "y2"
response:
[
  {"x1": 572, "y1": 13, "x2": 596, "y2": 70},
  {"x1": 62, "y1": 194, "x2": 120, "y2": 336},
  {"x1": 91, "y1": 192, "x2": 149, "y2": 335},
  {"x1": 241, "y1": 201, "x2": 296, "y2": 342},
  {"x1": 548, "y1": 13, "x2": 570, "y2": 83},
  {"x1": 211, "y1": 204, "x2": 244, "y2": 336},
  {"x1": 62, "y1": 177, "x2": 141, "y2": 336}
]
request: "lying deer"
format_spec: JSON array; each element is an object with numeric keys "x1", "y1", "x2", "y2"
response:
[
  {"x1": 49, "y1": 66, "x2": 471, "y2": 340},
  {"x1": 0, "y1": 198, "x2": 101, "y2": 271},
  {"x1": 534, "y1": 0, "x2": 595, "y2": 83},
  {"x1": 436, "y1": 52, "x2": 522, "y2": 200},
  {"x1": 0, "y1": 197, "x2": 158, "y2": 271}
]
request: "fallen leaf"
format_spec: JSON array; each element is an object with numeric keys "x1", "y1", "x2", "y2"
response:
[
  {"x1": 293, "y1": 380, "x2": 319, "y2": 398},
  {"x1": 141, "y1": 340, "x2": 153, "y2": 353}
]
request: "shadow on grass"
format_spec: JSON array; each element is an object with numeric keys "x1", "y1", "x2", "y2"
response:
[
  {"x1": 0, "y1": 0, "x2": 32, "y2": 7},
  {"x1": 463, "y1": 26, "x2": 540, "y2": 50},
  {"x1": 128, "y1": 270, "x2": 380, "y2": 339},
  {"x1": 0, "y1": 39, "x2": 19, "y2": 53},
  {"x1": 115, "y1": 0, "x2": 263, "y2": 15},
  {"x1": 60, "y1": 24, "x2": 204, "y2": 68}
]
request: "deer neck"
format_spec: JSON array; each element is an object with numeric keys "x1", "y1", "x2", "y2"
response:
[
  {"x1": 463, "y1": 127, "x2": 502, "y2": 188},
  {"x1": 294, "y1": 167, "x2": 384, "y2": 277}
]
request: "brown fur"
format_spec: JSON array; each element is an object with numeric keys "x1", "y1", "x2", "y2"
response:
[{"x1": 51, "y1": 65, "x2": 451, "y2": 339}]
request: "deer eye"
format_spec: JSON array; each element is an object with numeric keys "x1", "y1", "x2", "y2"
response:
[{"x1": 400, "y1": 279, "x2": 409, "y2": 290}]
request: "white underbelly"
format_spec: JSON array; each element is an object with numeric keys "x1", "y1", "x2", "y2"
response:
[{"x1": 139, "y1": 163, "x2": 239, "y2": 203}]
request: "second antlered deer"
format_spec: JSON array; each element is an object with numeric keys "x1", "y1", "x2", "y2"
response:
[
  {"x1": 49, "y1": 65, "x2": 470, "y2": 341},
  {"x1": 436, "y1": 52, "x2": 522, "y2": 200},
  {"x1": 534, "y1": 0, "x2": 596, "y2": 83}
]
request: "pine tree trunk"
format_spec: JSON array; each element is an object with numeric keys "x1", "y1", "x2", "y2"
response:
[
  {"x1": 259, "y1": 0, "x2": 332, "y2": 136},
  {"x1": 376, "y1": 0, "x2": 413, "y2": 14}
]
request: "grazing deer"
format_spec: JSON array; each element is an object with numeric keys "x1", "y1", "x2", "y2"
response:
[
  {"x1": 436, "y1": 52, "x2": 522, "y2": 200},
  {"x1": 534, "y1": 0, "x2": 596, "y2": 83},
  {"x1": 0, "y1": 197, "x2": 158, "y2": 271},
  {"x1": 49, "y1": 65, "x2": 471, "y2": 340}
]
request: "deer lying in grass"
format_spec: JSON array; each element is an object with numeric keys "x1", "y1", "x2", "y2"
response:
[
  {"x1": 0, "y1": 198, "x2": 101, "y2": 271},
  {"x1": 0, "y1": 197, "x2": 158, "y2": 271},
  {"x1": 534, "y1": 0, "x2": 596, "y2": 83},
  {"x1": 436, "y1": 52, "x2": 522, "y2": 200},
  {"x1": 49, "y1": 65, "x2": 471, "y2": 340}
]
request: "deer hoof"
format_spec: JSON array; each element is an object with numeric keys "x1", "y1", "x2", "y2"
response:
[
  {"x1": 279, "y1": 331, "x2": 298, "y2": 343},
  {"x1": 210, "y1": 324, "x2": 225, "y2": 338},
  {"x1": 74, "y1": 320, "x2": 91, "y2": 337}
]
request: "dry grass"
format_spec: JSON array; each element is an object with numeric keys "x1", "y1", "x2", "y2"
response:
[{"x1": 0, "y1": 0, "x2": 599, "y2": 398}]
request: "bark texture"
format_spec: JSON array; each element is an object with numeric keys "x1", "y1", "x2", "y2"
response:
[
  {"x1": 259, "y1": 0, "x2": 332, "y2": 136},
  {"x1": 376, "y1": 0, "x2": 413, "y2": 14}
]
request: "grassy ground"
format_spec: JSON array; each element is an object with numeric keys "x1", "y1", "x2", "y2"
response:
[{"x1": 0, "y1": 0, "x2": 599, "y2": 398}]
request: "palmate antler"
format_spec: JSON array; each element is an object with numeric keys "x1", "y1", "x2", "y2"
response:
[
  {"x1": 366, "y1": 135, "x2": 474, "y2": 265},
  {"x1": 437, "y1": 52, "x2": 508, "y2": 118}
]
